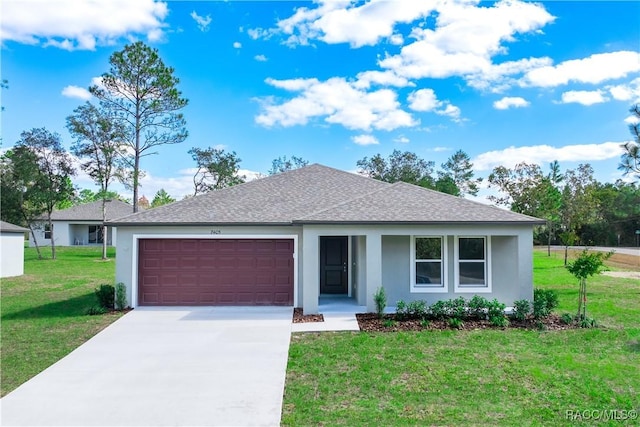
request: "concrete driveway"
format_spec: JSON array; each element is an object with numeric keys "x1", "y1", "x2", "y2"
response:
[{"x1": 1, "y1": 307, "x2": 293, "y2": 427}]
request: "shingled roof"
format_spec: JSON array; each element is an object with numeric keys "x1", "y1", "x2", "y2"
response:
[
  {"x1": 0, "y1": 221, "x2": 29, "y2": 233},
  {"x1": 109, "y1": 164, "x2": 543, "y2": 226},
  {"x1": 49, "y1": 200, "x2": 134, "y2": 221}
]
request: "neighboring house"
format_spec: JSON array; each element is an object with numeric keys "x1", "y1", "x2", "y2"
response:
[
  {"x1": 1, "y1": 221, "x2": 28, "y2": 278},
  {"x1": 30, "y1": 200, "x2": 134, "y2": 248},
  {"x1": 109, "y1": 164, "x2": 544, "y2": 314}
]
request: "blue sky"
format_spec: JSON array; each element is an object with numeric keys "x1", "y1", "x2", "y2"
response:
[{"x1": 2, "y1": 0, "x2": 639, "y2": 202}]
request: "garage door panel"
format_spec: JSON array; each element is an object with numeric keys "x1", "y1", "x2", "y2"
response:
[{"x1": 138, "y1": 239, "x2": 294, "y2": 306}]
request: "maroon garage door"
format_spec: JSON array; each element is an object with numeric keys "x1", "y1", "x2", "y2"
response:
[{"x1": 138, "y1": 239, "x2": 294, "y2": 306}]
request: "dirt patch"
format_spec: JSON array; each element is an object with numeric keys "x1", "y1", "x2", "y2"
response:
[
  {"x1": 603, "y1": 271, "x2": 640, "y2": 279},
  {"x1": 356, "y1": 313, "x2": 576, "y2": 332},
  {"x1": 293, "y1": 308, "x2": 324, "y2": 323},
  {"x1": 606, "y1": 253, "x2": 640, "y2": 271}
]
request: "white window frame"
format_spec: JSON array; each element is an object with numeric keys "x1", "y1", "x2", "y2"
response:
[
  {"x1": 410, "y1": 235, "x2": 448, "y2": 293},
  {"x1": 454, "y1": 236, "x2": 491, "y2": 293}
]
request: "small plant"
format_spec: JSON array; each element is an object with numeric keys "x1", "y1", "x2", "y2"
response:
[
  {"x1": 420, "y1": 319, "x2": 431, "y2": 328},
  {"x1": 490, "y1": 315, "x2": 509, "y2": 328},
  {"x1": 448, "y1": 296, "x2": 467, "y2": 320},
  {"x1": 486, "y1": 299, "x2": 506, "y2": 319},
  {"x1": 374, "y1": 286, "x2": 387, "y2": 318},
  {"x1": 86, "y1": 305, "x2": 107, "y2": 316},
  {"x1": 512, "y1": 299, "x2": 531, "y2": 322},
  {"x1": 395, "y1": 300, "x2": 407, "y2": 321},
  {"x1": 533, "y1": 288, "x2": 558, "y2": 319},
  {"x1": 95, "y1": 284, "x2": 115, "y2": 310},
  {"x1": 468, "y1": 295, "x2": 489, "y2": 319},
  {"x1": 535, "y1": 320, "x2": 547, "y2": 331},
  {"x1": 566, "y1": 248, "x2": 612, "y2": 322},
  {"x1": 382, "y1": 318, "x2": 396, "y2": 328},
  {"x1": 577, "y1": 315, "x2": 598, "y2": 329},
  {"x1": 429, "y1": 300, "x2": 448, "y2": 320},
  {"x1": 448, "y1": 317, "x2": 464, "y2": 329},
  {"x1": 406, "y1": 300, "x2": 428, "y2": 319},
  {"x1": 560, "y1": 313, "x2": 574, "y2": 325},
  {"x1": 115, "y1": 282, "x2": 127, "y2": 310}
]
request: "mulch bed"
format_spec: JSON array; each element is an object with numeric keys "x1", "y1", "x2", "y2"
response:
[
  {"x1": 356, "y1": 313, "x2": 576, "y2": 332},
  {"x1": 293, "y1": 307, "x2": 324, "y2": 323}
]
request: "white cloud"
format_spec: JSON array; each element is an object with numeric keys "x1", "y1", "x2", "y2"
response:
[
  {"x1": 524, "y1": 51, "x2": 640, "y2": 88},
  {"x1": 0, "y1": 0, "x2": 168, "y2": 51},
  {"x1": 354, "y1": 70, "x2": 412, "y2": 89},
  {"x1": 624, "y1": 115, "x2": 639, "y2": 125},
  {"x1": 233, "y1": 41, "x2": 242, "y2": 49},
  {"x1": 493, "y1": 96, "x2": 530, "y2": 110},
  {"x1": 394, "y1": 136, "x2": 410, "y2": 144},
  {"x1": 256, "y1": 77, "x2": 417, "y2": 131},
  {"x1": 352, "y1": 134, "x2": 379, "y2": 146},
  {"x1": 61, "y1": 85, "x2": 92, "y2": 100},
  {"x1": 432, "y1": 146, "x2": 451, "y2": 153},
  {"x1": 473, "y1": 142, "x2": 625, "y2": 171},
  {"x1": 608, "y1": 78, "x2": 640, "y2": 102},
  {"x1": 190, "y1": 11, "x2": 212, "y2": 32},
  {"x1": 560, "y1": 90, "x2": 608, "y2": 106},
  {"x1": 254, "y1": 54, "x2": 268, "y2": 62},
  {"x1": 407, "y1": 88, "x2": 462, "y2": 122},
  {"x1": 379, "y1": 1, "x2": 554, "y2": 81}
]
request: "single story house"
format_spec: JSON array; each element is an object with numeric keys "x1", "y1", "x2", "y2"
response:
[
  {"x1": 30, "y1": 200, "x2": 134, "y2": 248},
  {"x1": 1, "y1": 221, "x2": 28, "y2": 278},
  {"x1": 109, "y1": 164, "x2": 544, "y2": 314}
]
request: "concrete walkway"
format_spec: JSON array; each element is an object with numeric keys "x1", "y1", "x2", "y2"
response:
[
  {"x1": 1, "y1": 307, "x2": 293, "y2": 427},
  {"x1": 292, "y1": 296, "x2": 365, "y2": 332}
]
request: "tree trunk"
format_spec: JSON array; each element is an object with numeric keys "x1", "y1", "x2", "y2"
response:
[
  {"x1": 49, "y1": 217, "x2": 56, "y2": 260},
  {"x1": 564, "y1": 244, "x2": 568, "y2": 266},
  {"x1": 547, "y1": 222, "x2": 551, "y2": 257},
  {"x1": 27, "y1": 223, "x2": 43, "y2": 260}
]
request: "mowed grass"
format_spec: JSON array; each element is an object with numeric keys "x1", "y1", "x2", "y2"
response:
[
  {"x1": 282, "y1": 250, "x2": 640, "y2": 426},
  {"x1": 1, "y1": 246, "x2": 123, "y2": 397}
]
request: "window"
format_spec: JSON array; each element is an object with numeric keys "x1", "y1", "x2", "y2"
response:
[
  {"x1": 88, "y1": 226, "x2": 104, "y2": 244},
  {"x1": 44, "y1": 224, "x2": 51, "y2": 240},
  {"x1": 411, "y1": 236, "x2": 447, "y2": 293},
  {"x1": 455, "y1": 236, "x2": 490, "y2": 292}
]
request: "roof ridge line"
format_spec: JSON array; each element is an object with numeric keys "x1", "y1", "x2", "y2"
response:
[{"x1": 294, "y1": 182, "x2": 392, "y2": 220}]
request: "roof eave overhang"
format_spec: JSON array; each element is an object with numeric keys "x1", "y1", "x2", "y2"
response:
[
  {"x1": 106, "y1": 221, "x2": 295, "y2": 227},
  {"x1": 292, "y1": 220, "x2": 546, "y2": 226}
]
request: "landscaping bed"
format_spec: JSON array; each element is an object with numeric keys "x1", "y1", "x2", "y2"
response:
[
  {"x1": 356, "y1": 312, "x2": 575, "y2": 332},
  {"x1": 293, "y1": 308, "x2": 324, "y2": 323}
]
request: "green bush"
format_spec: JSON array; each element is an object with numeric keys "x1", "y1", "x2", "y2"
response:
[
  {"x1": 115, "y1": 282, "x2": 127, "y2": 310},
  {"x1": 490, "y1": 315, "x2": 509, "y2": 328},
  {"x1": 395, "y1": 300, "x2": 407, "y2": 321},
  {"x1": 533, "y1": 288, "x2": 558, "y2": 319},
  {"x1": 86, "y1": 305, "x2": 107, "y2": 316},
  {"x1": 448, "y1": 317, "x2": 464, "y2": 329},
  {"x1": 420, "y1": 319, "x2": 430, "y2": 328},
  {"x1": 382, "y1": 318, "x2": 396, "y2": 328},
  {"x1": 512, "y1": 299, "x2": 531, "y2": 322},
  {"x1": 486, "y1": 299, "x2": 506, "y2": 319},
  {"x1": 428, "y1": 300, "x2": 448, "y2": 320},
  {"x1": 95, "y1": 284, "x2": 115, "y2": 310},
  {"x1": 560, "y1": 313, "x2": 574, "y2": 325},
  {"x1": 406, "y1": 300, "x2": 428, "y2": 319},
  {"x1": 447, "y1": 296, "x2": 467, "y2": 320},
  {"x1": 374, "y1": 287, "x2": 386, "y2": 318},
  {"x1": 468, "y1": 295, "x2": 489, "y2": 319}
]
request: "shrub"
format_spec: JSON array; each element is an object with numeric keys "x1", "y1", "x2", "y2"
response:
[
  {"x1": 486, "y1": 299, "x2": 506, "y2": 319},
  {"x1": 95, "y1": 284, "x2": 115, "y2": 310},
  {"x1": 577, "y1": 314, "x2": 598, "y2": 328},
  {"x1": 395, "y1": 300, "x2": 407, "y2": 321},
  {"x1": 429, "y1": 300, "x2": 448, "y2": 320},
  {"x1": 490, "y1": 315, "x2": 509, "y2": 328},
  {"x1": 512, "y1": 299, "x2": 531, "y2": 322},
  {"x1": 560, "y1": 313, "x2": 574, "y2": 325},
  {"x1": 533, "y1": 288, "x2": 558, "y2": 319},
  {"x1": 448, "y1": 317, "x2": 464, "y2": 329},
  {"x1": 468, "y1": 295, "x2": 489, "y2": 319},
  {"x1": 374, "y1": 287, "x2": 386, "y2": 318},
  {"x1": 115, "y1": 282, "x2": 127, "y2": 310},
  {"x1": 382, "y1": 318, "x2": 396, "y2": 328},
  {"x1": 420, "y1": 319, "x2": 431, "y2": 328},
  {"x1": 447, "y1": 296, "x2": 467, "y2": 320},
  {"x1": 406, "y1": 300, "x2": 428, "y2": 319},
  {"x1": 86, "y1": 305, "x2": 107, "y2": 316}
]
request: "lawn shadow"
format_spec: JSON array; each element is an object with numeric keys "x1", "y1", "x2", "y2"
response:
[
  {"x1": 628, "y1": 340, "x2": 640, "y2": 353},
  {"x1": 1, "y1": 293, "x2": 98, "y2": 321}
]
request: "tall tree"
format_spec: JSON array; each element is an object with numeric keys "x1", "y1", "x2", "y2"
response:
[
  {"x1": 189, "y1": 147, "x2": 245, "y2": 195},
  {"x1": 439, "y1": 149, "x2": 482, "y2": 197},
  {"x1": 90, "y1": 41, "x2": 188, "y2": 212},
  {"x1": 8, "y1": 128, "x2": 75, "y2": 259},
  {"x1": 487, "y1": 162, "x2": 550, "y2": 216},
  {"x1": 269, "y1": 155, "x2": 309, "y2": 175},
  {"x1": 151, "y1": 189, "x2": 176, "y2": 207},
  {"x1": 67, "y1": 102, "x2": 127, "y2": 259},
  {"x1": 357, "y1": 150, "x2": 435, "y2": 187},
  {"x1": 619, "y1": 104, "x2": 640, "y2": 181}
]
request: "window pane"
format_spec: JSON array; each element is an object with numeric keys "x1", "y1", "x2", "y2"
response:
[
  {"x1": 459, "y1": 262, "x2": 485, "y2": 285},
  {"x1": 416, "y1": 237, "x2": 441, "y2": 260},
  {"x1": 416, "y1": 261, "x2": 442, "y2": 285},
  {"x1": 459, "y1": 238, "x2": 484, "y2": 260}
]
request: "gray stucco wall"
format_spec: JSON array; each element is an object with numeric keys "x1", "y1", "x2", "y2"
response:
[{"x1": 1, "y1": 232, "x2": 25, "y2": 278}]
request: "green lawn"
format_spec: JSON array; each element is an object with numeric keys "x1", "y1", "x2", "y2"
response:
[
  {"x1": 1, "y1": 246, "x2": 123, "y2": 397},
  {"x1": 282, "y1": 251, "x2": 640, "y2": 426}
]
